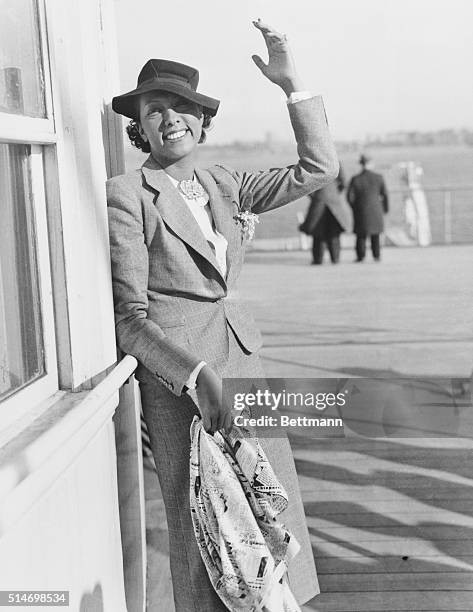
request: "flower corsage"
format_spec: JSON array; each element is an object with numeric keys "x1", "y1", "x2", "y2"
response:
[{"x1": 234, "y1": 196, "x2": 259, "y2": 241}]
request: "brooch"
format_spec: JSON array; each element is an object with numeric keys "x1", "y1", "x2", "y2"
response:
[
  {"x1": 234, "y1": 197, "x2": 259, "y2": 240},
  {"x1": 178, "y1": 179, "x2": 207, "y2": 200}
]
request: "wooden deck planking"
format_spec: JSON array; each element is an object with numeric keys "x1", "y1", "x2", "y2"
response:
[
  {"x1": 302, "y1": 591, "x2": 473, "y2": 612},
  {"x1": 143, "y1": 435, "x2": 473, "y2": 611},
  {"x1": 298, "y1": 482, "x2": 473, "y2": 502},
  {"x1": 252, "y1": 246, "x2": 473, "y2": 611},
  {"x1": 316, "y1": 556, "x2": 473, "y2": 574},
  {"x1": 295, "y1": 434, "x2": 473, "y2": 611},
  {"x1": 318, "y1": 572, "x2": 473, "y2": 591},
  {"x1": 309, "y1": 511, "x2": 473, "y2": 528},
  {"x1": 313, "y1": 540, "x2": 473, "y2": 558},
  {"x1": 141, "y1": 247, "x2": 473, "y2": 610},
  {"x1": 143, "y1": 437, "x2": 473, "y2": 611},
  {"x1": 293, "y1": 452, "x2": 473, "y2": 477},
  {"x1": 309, "y1": 524, "x2": 473, "y2": 542},
  {"x1": 289, "y1": 437, "x2": 473, "y2": 452},
  {"x1": 305, "y1": 500, "x2": 473, "y2": 515}
]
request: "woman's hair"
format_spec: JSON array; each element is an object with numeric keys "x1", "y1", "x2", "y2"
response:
[{"x1": 126, "y1": 113, "x2": 213, "y2": 153}]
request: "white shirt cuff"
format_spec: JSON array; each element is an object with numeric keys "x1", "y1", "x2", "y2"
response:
[
  {"x1": 185, "y1": 361, "x2": 207, "y2": 391},
  {"x1": 286, "y1": 91, "x2": 314, "y2": 104}
]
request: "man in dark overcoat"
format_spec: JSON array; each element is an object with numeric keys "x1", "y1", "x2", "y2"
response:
[
  {"x1": 299, "y1": 166, "x2": 352, "y2": 264},
  {"x1": 347, "y1": 154, "x2": 389, "y2": 261}
]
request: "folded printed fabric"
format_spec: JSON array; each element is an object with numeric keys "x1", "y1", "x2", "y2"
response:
[{"x1": 189, "y1": 416, "x2": 301, "y2": 612}]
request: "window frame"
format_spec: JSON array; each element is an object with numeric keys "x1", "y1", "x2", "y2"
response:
[
  {"x1": 0, "y1": 146, "x2": 59, "y2": 430},
  {"x1": 0, "y1": 0, "x2": 55, "y2": 144},
  {"x1": 0, "y1": 0, "x2": 59, "y2": 430}
]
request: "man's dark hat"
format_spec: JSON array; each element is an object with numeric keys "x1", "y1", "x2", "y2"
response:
[
  {"x1": 112, "y1": 59, "x2": 220, "y2": 120},
  {"x1": 359, "y1": 153, "x2": 372, "y2": 165}
]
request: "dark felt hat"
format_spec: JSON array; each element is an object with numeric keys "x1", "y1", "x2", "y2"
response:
[
  {"x1": 359, "y1": 153, "x2": 372, "y2": 165},
  {"x1": 112, "y1": 59, "x2": 220, "y2": 120}
]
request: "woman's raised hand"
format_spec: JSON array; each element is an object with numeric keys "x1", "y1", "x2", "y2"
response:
[{"x1": 251, "y1": 19, "x2": 303, "y2": 96}]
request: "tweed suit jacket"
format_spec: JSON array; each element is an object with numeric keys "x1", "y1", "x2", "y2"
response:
[{"x1": 107, "y1": 96, "x2": 338, "y2": 395}]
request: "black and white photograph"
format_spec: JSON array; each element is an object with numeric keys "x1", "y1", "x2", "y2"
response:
[{"x1": 0, "y1": 1, "x2": 472, "y2": 611}]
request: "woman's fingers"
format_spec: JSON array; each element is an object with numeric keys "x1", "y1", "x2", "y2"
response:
[
  {"x1": 252, "y1": 54, "x2": 267, "y2": 71},
  {"x1": 252, "y1": 18, "x2": 280, "y2": 35},
  {"x1": 253, "y1": 20, "x2": 286, "y2": 42},
  {"x1": 211, "y1": 401, "x2": 231, "y2": 435},
  {"x1": 252, "y1": 19, "x2": 288, "y2": 59},
  {"x1": 198, "y1": 400, "x2": 218, "y2": 434},
  {"x1": 217, "y1": 406, "x2": 229, "y2": 434},
  {"x1": 223, "y1": 412, "x2": 233, "y2": 435},
  {"x1": 196, "y1": 365, "x2": 225, "y2": 434},
  {"x1": 211, "y1": 405, "x2": 221, "y2": 434}
]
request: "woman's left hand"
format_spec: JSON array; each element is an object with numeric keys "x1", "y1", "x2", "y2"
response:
[{"x1": 252, "y1": 19, "x2": 303, "y2": 96}]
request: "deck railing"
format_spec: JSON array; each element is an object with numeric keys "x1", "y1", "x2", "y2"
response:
[{"x1": 386, "y1": 186, "x2": 473, "y2": 245}]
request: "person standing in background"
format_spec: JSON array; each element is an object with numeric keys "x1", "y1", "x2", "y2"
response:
[
  {"x1": 347, "y1": 154, "x2": 389, "y2": 262},
  {"x1": 299, "y1": 166, "x2": 351, "y2": 264}
]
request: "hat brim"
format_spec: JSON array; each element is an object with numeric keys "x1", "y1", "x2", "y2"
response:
[{"x1": 112, "y1": 81, "x2": 220, "y2": 119}]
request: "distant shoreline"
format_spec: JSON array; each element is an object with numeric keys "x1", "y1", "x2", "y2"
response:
[{"x1": 202, "y1": 140, "x2": 473, "y2": 152}]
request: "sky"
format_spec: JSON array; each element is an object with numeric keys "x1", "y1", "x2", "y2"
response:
[{"x1": 113, "y1": 0, "x2": 473, "y2": 144}]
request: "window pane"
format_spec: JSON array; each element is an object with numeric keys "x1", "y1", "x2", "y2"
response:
[
  {"x1": 0, "y1": 0, "x2": 46, "y2": 117},
  {"x1": 0, "y1": 144, "x2": 45, "y2": 400}
]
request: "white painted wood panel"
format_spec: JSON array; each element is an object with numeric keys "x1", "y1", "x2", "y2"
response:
[
  {"x1": 0, "y1": 422, "x2": 126, "y2": 611},
  {"x1": 45, "y1": 0, "x2": 118, "y2": 389}
]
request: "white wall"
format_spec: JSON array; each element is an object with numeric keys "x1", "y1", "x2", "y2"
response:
[
  {"x1": 0, "y1": 1, "x2": 144, "y2": 610},
  {"x1": 0, "y1": 421, "x2": 126, "y2": 611}
]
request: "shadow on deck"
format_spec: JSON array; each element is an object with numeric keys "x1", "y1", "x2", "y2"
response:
[{"x1": 144, "y1": 245, "x2": 473, "y2": 611}]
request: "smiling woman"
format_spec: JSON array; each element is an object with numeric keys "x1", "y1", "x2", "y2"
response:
[
  {"x1": 137, "y1": 93, "x2": 204, "y2": 164},
  {"x1": 125, "y1": 92, "x2": 214, "y2": 154},
  {"x1": 107, "y1": 18, "x2": 339, "y2": 612}
]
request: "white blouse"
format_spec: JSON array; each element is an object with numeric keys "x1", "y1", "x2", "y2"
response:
[{"x1": 166, "y1": 173, "x2": 228, "y2": 277}]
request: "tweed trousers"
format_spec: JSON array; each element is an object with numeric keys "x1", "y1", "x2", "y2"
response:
[{"x1": 140, "y1": 324, "x2": 319, "y2": 611}]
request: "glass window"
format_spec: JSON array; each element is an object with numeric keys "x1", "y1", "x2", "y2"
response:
[
  {"x1": 0, "y1": 0, "x2": 46, "y2": 117},
  {"x1": 0, "y1": 144, "x2": 45, "y2": 401}
]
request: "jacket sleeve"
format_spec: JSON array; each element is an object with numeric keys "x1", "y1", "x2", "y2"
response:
[
  {"x1": 107, "y1": 178, "x2": 202, "y2": 395},
  {"x1": 214, "y1": 96, "x2": 339, "y2": 214},
  {"x1": 337, "y1": 165, "x2": 346, "y2": 192},
  {"x1": 380, "y1": 178, "x2": 389, "y2": 213},
  {"x1": 346, "y1": 178, "x2": 355, "y2": 207}
]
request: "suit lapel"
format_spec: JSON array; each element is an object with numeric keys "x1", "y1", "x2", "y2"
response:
[
  {"x1": 195, "y1": 167, "x2": 239, "y2": 281},
  {"x1": 141, "y1": 157, "x2": 226, "y2": 284}
]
